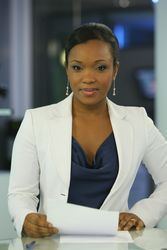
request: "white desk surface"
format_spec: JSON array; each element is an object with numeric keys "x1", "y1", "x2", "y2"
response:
[{"x1": 0, "y1": 228, "x2": 167, "y2": 250}]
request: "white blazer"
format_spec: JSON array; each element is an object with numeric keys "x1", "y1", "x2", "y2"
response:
[{"x1": 8, "y1": 94, "x2": 167, "y2": 236}]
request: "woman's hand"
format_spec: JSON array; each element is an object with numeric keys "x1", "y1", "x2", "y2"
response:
[
  {"x1": 119, "y1": 212, "x2": 145, "y2": 231},
  {"x1": 22, "y1": 213, "x2": 59, "y2": 238}
]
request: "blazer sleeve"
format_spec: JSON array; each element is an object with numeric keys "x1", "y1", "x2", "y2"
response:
[
  {"x1": 8, "y1": 110, "x2": 40, "y2": 236},
  {"x1": 130, "y1": 108, "x2": 167, "y2": 227}
]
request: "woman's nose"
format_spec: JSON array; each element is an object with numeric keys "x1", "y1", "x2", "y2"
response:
[{"x1": 82, "y1": 69, "x2": 96, "y2": 84}]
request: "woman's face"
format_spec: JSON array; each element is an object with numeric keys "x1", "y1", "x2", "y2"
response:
[{"x1": 66, "y1": 39, "x2": 118, "y2": 107}]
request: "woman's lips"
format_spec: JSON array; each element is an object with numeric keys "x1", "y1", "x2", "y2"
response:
[{"x1": 80, "y1": 88, "x2": 99, "y2": 96}]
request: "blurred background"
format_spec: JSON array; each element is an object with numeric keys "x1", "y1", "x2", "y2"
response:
[{"x1": 0, "y1": 0, "x2": 167, "y2": 239}]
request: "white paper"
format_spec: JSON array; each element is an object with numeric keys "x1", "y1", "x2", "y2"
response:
[
  {"x1": 60, "y1": 231, "x2": 133, "y2": 243},
  {"x1": 47, "y1": 199, "x2": 119, "y2": 235}
]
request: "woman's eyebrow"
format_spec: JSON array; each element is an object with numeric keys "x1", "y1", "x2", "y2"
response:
[
  {"x1": 94, "y1": 59, "x2": 108, "y2": 63},
  {"x1": 69, "y1": 60, "x2": 82, "y2": 63},
  {"x1": 70, "y1": 59, "x2": 108, "y2": 63}
]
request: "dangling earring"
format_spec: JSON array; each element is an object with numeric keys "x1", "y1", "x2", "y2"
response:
[
  {"x1": 66, "y1": 81, "x2": 70, "y2": 96},
  {"x1": 113, "y1": 79, "x2": 116, "y2": 96}
]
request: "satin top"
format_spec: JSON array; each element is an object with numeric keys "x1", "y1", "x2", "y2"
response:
[{"x1": 67, "y1": 133, "x2": 119, "y2": 208}]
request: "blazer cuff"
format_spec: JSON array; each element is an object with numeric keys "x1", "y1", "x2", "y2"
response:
[
  {"x1": 13, "y1": 209, "x2": 36, "y2": 237},
  {"x1": 129, "y1": 200, "x2": 161, "y2": 228}
]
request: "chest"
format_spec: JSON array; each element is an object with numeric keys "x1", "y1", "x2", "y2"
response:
[{"x1": 72, "y1": 116, "x2": 112, "y2": 165}]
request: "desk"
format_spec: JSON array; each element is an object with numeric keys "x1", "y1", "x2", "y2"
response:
[{"x1": 0, "y1": 228, "x2": 167, "y2": 250}]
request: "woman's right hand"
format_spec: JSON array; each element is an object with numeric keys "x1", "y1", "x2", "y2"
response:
[{"x1": 22, "y1": 213, "x2": 59, "y2": 238}]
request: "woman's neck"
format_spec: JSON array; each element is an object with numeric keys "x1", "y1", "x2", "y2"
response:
[{"x1": 72, "y1": 97, "x2": 108, "y2": 118}]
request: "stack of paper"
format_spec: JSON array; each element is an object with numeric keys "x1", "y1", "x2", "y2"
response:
[
  {"x1": 47, "y1": 199, "x2": 133, "y2": 243},
  {"x1": 47, "y1": 199, "x2": 118, "y2": 235}
]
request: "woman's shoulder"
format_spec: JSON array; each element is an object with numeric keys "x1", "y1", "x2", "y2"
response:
[
  {"x1": 25, "y1": 95, "x2": 72, "y2": 120},
  {"x1": 107, "y1": 98, "x2": 147, "y2": 119},
  {"x1": 28, "y1": 103, "x2": 59, "y2": 115}
]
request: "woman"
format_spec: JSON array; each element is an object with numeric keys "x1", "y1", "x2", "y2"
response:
[{"x1": 8, "y1": 23, "x2": 167, "y2": 238}]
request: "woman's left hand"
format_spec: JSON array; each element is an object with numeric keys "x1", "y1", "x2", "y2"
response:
[{"x1": 119, "y1": 212, "x2": 145, "y2": 231}]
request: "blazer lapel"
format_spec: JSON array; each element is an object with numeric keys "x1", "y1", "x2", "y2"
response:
[
  {"x1": 101, "y1": 100, "x2": 134, "y2": 207},
  {"x1": 48, "y1": 95, "x2": 73, "y2": 192}
]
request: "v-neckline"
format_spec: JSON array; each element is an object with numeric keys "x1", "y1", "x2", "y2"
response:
[{"x1": 72, "y1": 132, "x2": 113, "y2": 167}]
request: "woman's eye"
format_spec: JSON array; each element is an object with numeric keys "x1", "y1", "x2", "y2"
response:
[
  {"x1": 97, "y1": 65, "x2": 107, "y2": 71},
  {"x1": 72, "y1": 65, "x2": 82, "y2": 71}
]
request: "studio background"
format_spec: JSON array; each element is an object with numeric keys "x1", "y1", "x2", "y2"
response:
[{"x1": 0, "y1": 0, "x2": 167, "y2": 239}]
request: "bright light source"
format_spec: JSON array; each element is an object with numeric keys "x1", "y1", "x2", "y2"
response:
[
  {"x1": 113, "y1": 25, "x2": 125, "y2": 49},
  {"x1": 60, "y1": 50, "x2": 65, "y2": 66},
  {"x1": 0, "y1": 109, "x2": 12, "y2": 117},
  {"x1": 152, "y1": 0, "x2": 159, "y2": 3},
  {"x1": 119, "y1": 0, "x2": 130, "y2": 8}
]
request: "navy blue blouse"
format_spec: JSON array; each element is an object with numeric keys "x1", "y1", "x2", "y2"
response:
[{"x1": 67, "y1": 133, "x2": 119, "y2": 209}]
